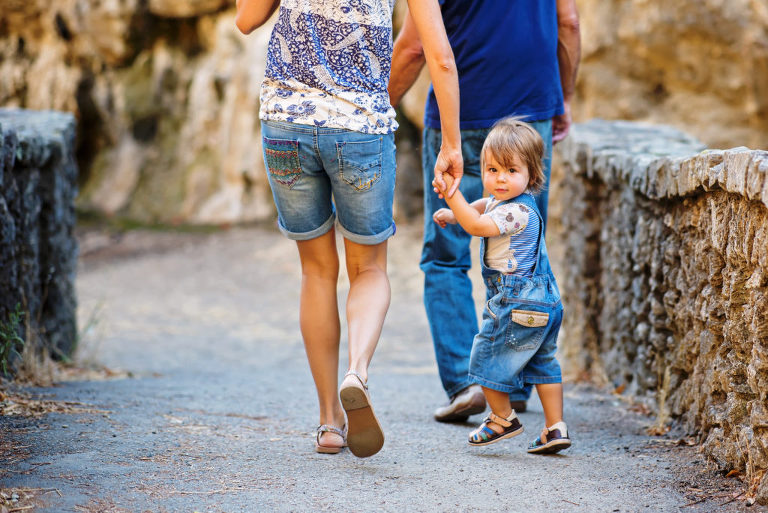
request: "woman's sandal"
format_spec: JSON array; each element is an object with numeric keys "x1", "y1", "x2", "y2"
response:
[
  {"x1": 315, "y1": 424, "x2": 348, "y2": 454},
  {"x1": 468, "y1": 411, "x2": 524, "y2": 446},
  {"x1": 527, "y1": 421, "x2": 571, "y2": 454},
  {"x1": 339, "y1": 370, "x2": 384, "y2": 458}
]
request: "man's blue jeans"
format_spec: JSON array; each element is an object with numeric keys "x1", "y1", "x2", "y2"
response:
[{"x1": 420, "y1": 120, "x2": 553, "y2": 400}]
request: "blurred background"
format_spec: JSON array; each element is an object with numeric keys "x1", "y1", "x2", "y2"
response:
[{"x1": 1, "y1": 0, "x2": 766, "y2": 226}]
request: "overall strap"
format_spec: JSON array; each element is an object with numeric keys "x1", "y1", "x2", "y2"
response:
[{"x1": 500, "y1": 193, "x2": 546, "y2": 276}]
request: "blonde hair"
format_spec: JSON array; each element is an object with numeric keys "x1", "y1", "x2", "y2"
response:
[{"x1": 480, "y1": 117, "x2": 546, "y2": 194}]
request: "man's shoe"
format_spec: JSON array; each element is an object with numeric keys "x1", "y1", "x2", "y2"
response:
[
  {"x1": 434, "y1": 385, "x2": 487, "y2": 423},
  {"x1": 510, "y1": 400, "x2": 527, "y2": 413}
]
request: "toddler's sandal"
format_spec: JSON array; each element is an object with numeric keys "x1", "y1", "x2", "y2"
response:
[
  {"x1": 527, "y1": 423, "x2": 571, "y2": 454},
  {"x1": 468, "y1": 411, "x2": 524, "y2": 446}
]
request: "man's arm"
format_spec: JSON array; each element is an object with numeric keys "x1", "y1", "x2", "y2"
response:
[
  {"x1": 552, "y1": 0, "x2": 581, "y2": 143},
  {"x1": 389, "y1": 10, "x2": 426, "y2": 108},
  {"x1": 235, "y1": 0, "x2": 279, "y2": 35},
  {"x1": 404, "y1": 0, "x2": 463, "y2": 197}
]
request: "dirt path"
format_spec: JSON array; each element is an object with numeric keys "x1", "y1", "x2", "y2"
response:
[{"x1": 0, "y1": 223, "x2": 758, "y2": 512}]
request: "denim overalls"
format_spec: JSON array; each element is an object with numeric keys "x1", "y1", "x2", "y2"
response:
[{"x1": 468, "y1": 193, "x2": 564, "y2": 393}]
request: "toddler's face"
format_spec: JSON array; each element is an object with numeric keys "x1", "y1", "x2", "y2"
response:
[{"x1": 482, "y1": 150, "x2": 530, "y2": 201}]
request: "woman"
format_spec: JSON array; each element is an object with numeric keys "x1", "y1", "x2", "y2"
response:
[{"x1": 235, "y1": 0, "x2": 462, "y2": 457}]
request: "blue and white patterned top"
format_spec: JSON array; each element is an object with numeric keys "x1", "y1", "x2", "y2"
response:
[{"x1": 260, "y1": 0, "x2": 398, "y2": 134}]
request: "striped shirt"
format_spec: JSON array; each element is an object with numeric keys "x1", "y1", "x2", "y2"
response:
[
  {"x1": 484, "y1": 197, "x2": 540, "y2": 276},
  {"x1": 259, "y1": 0, "x2": 398, "y2": 134}
]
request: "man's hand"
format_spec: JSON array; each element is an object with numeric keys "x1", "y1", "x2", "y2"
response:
[
  {"x1": 552, "y1": 100, "x2": 572, "y2": 144},
  {"x1": 432, "y1": 207, "x2": 456, "y2": 228},
  {"x1": 433, "y1": 147, "x2": 463, "y2": 198}
]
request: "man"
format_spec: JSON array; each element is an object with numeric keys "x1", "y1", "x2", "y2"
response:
[{"x1": 389, "y1": 0, "x2": 580, "y2": 422}]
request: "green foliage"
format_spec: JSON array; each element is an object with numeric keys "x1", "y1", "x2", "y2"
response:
[{"x1": 0, "y1": 304, "x2": 25, "y2": 377}]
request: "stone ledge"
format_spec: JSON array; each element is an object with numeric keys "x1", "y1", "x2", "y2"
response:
[{"x1": 560, "y1": 119, "x2": 768, "y2": 207}]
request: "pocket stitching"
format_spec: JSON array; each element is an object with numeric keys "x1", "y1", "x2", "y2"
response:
[
  {"x1": 264, "y1": 136, "x2": 302, "y2": 189},
  {"x1": 337, "y1": 138, "x2": 382, "y2": 191}
]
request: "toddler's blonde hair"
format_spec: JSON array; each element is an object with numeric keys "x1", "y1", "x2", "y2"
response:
[{"x1": 480, "y1": 117, "x2": 546, "y2": 194}]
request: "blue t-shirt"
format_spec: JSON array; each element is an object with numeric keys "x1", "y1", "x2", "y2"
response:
[{"x1": 424, "y1": 0, "x2": 564, "y2": 130}]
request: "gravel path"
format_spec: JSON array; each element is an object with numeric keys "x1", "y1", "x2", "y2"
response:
[{"x1": 0, "y1": 223, "x2": 759, "y2": 512}]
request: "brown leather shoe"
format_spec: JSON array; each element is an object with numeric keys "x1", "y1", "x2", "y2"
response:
[
  {"x1": 510, "y1": 400, "x2": 527, "y2": 413},
  {"x1": 434, "y1": 385, "x2": 487, "y2": 423}
]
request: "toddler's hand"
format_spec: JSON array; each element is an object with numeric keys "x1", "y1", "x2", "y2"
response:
[
  {"x1": 431, "y1": 173, "x2": 455, "y2": 197},
  {"x1": 433, "y1": 208, "x2": 456, "y2": 228}
]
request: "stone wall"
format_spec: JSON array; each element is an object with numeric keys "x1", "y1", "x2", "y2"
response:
[
  {"x1": 0, "y1": 109, "x2": 79, "y2": 367},
  {"x1": 551, "y1": 119, "x2": 768, "y2": 503}
]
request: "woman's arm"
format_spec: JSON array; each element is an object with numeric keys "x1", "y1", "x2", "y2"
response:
[
  {"x1": 235, "y1": 0, "x2": 280, "y2": 35},
  {"x1": 405, "y1": 0, "x2": 463, "y2": 198}
]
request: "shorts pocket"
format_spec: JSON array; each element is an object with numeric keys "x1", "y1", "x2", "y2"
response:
[
  {"x1": 337, "y1": 138, "x2": 382, "y2": 191},
  {"x1": 505, "y1": 309, "x2": 549, "y2": 352},
  {"x1": 264, "y1": 136, "x2": 302, "y2": 188}
]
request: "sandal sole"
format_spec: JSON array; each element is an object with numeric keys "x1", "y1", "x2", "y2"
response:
[
  {"x1": 468, "y1": 426, "x2": 524, "y2": 446},
  {"x1": 315, "y1": 444, "x2": 343, "y2": 454},
  {"x1": 340, "y1": 382, "x2": 384, "y2": 458},
  {"x1": 528, "y1": 438, "x2": 571, "y2": 454}
]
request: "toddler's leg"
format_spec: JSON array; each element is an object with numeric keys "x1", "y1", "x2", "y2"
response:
[
  {"x1": 535, "y1": 383, "x2": 563, "y2": 427},
  {"x1": 483, "y1": 387, "x2": 513, "y2": 423}
]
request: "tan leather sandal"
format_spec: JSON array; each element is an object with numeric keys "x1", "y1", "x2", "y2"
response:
[
  {"x1": 315, "y1": 424, "x2": 347, "y2": 454},
  {"x1": 339, "y1": 370, "x2": 384, "y2": 458}
]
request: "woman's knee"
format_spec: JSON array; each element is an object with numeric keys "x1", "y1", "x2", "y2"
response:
[
  {"x1": 344, "y1": 240, "x2": 388, "y2": 279},
  {"x1": 297, "y1": 232, "x2": 340, "y2": 280}
]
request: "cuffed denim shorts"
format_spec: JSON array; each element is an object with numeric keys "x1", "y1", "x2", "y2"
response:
[
  {"x1": 261, "y1": 120, "x2": 396, "y2": 245},
  {"x1": 468, "y1": 276, "x2": 563, "y2": 393}
]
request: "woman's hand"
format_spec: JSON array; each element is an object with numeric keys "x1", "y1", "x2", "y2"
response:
[{"x1": 433, "y1": 146, "x2": 463, "y2": 198}]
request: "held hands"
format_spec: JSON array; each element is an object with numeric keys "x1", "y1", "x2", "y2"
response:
[
  {"x1": 432, "y1": 146, "x2": 463, "y2": 199},
  {"x1": 432, "y1": 207, "x2": 457, "y2": 228},
  {"x1": 431, "y1": 171, "x2": 455, "y2": 196}
]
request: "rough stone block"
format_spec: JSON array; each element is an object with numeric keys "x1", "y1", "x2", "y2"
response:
[{"x1": 0, "y1": 108, "x2": 78, "y2": 369}]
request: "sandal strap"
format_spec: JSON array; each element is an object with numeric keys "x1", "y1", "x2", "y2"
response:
[
  {"x1": 344, "y1": 370, "x2": 368, "y2": 390},
  {"x1": 317, "y1": 424, "x2": 348, "y2": 442},
  {"x1": 488, "y1": 412, "x2": 513, "y2": 428}
]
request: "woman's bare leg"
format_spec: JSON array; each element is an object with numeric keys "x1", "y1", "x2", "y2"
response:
[
  {"x1": 296, "y1": 228, "x2": 345, "y2": 449},
  {"x1": 342, "y1": 239, "x2": 390, "y2": 383}
]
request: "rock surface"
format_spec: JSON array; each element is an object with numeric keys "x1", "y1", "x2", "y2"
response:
[
  {"x1": 0, "y1": 109, "x2": 79, "y2": 364},
  {"x1": 574, "y1": 0, "x2": 768, "y2": 151},
  {"x1": 550, "y1": 119, "x2": 768, "y2": 504}
]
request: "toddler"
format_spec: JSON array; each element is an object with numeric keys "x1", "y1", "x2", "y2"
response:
[{"x1": 432, "y1": 117, "x2": 570, "y2": 453}]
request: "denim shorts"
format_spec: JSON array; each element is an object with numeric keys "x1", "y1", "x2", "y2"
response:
[
  {"x1": 261, "y1": 120, "x2": 396, "y2": 245},
  {"x1": 468, "y1": 275, "x2": 563, "y2": 393}
]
